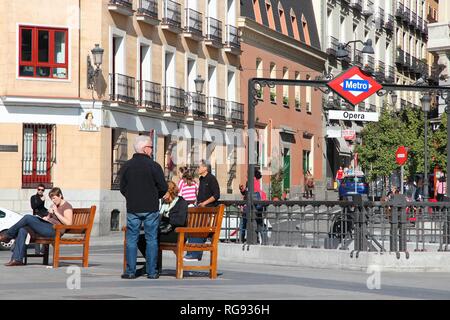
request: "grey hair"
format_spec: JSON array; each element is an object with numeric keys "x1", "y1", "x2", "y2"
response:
[{"x1": 134, "y1": 135, "x2": 151, "y2": 153}]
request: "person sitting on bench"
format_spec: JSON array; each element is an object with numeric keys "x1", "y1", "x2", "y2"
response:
[{"x1": 0, "y1": 187, "x2": 73, "y2": 266}]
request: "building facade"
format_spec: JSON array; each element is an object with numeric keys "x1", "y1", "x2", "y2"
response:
[
  {"x1": 0, "y1": 0, "x2": 243, "y2": 235},
  {"x1": 240, "y1": 0, "x2": 327, "y2": 198},
  {"x1": 313, "y1": 0, "x2": 430, "y2": 187}
]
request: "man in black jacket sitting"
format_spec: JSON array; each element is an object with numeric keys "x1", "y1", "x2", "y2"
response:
[{"x1": 120, "y1": 135, "x2": 168, "y2": 280}]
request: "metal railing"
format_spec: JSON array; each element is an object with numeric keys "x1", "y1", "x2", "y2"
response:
[
  {"x1": 385, "y1": 13, "x2": 394, "y2": 31},
  {"x1": 137, "y1": 0, "x2": 158, "y2": 19},
  {"x1": 396, "y1": 48, "x2": 405, "y2": 65},
  {"x1": 218, "y1": 198, "x2": 450, "y2": 255},
  {"x1": 400, "y1": 98, "x2": 407, "y2": 109},
  {"x1": 375, "y1": 8, "x2": 384, "y2": 30},
  {"x1": 363, "y1": 56, "x2": 375, "y2": 73},
  {"x1": 410, "y1": 11, "x2": 417, "y2": 28},
  {"x1": 419, "y1": 60, "x2": 429, "y2": 78},
  {"x1": 362, "y1": 0, "x2": 373, "y2": 16},
  {"x1": 350, "y1": 0, "x2": 362, "y2": 11},
  {"x1": 423, "y1": 21, "x2": 428, "y2": 35},
  {"x1": 385, "y1": 65, "x2": 395, "y2": 83},
  {"x1": 162, "y1": 0, "x2": 181, "y2": 29},
  {"x1": 187, "y1": 92, "x2": 206, "y2": 118},
  {"x1": 326, "y1": 36, "x2": 339, "y2": 57},
  {"x1": 417, "y1": 16, "x2": 423, "y2": 33},
  {"x1": 138, "y1": 80, "x2": 161, "y2": 109},
  {"x1": 110, "y1": 73, "x2": 135, "y2": 104},
  {"x1": 206, "y1": 17, "x2": 222, "y2": 44},
  {"x1": 225, "y1": 24, "x2": 240, "y2": 49},
  {"x1": 163, "y1": 86, "x2": 185, "y2": 114},
  {"x1": 208, "y1": 97, "x2": 226, "y2": 121},
  {"x1": 185, "y1": 8, "x2": 203, "y2": 37},
  {"x1": 353, "y1": 49, "x2": 363, "y2": 67},
  {"x1": 395, "y1": 2, "x2": 404, "y2": 19},
  {"x1": 404, "y1": 52, "x2": 411, "y2": 69},
  {"x1": 375, "y1": 61, "x2": 385, "y2": 80},
  {"x1": 403, "y1": 7, "x2": 410, "y2": 22},
  {"x1": 109, "y1": 0, "x2": 132, "y2": 8},
  {"x1": 226, "y1": 101, "x2": 244, "y2": 125}
]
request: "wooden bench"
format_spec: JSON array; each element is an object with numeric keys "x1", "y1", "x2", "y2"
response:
[
  {"x1": 25, "y1": 206, "x2": 97, "y2": 268},
  {"x1": 122, "y1": 204, "x2": 224, "y2": 279}
]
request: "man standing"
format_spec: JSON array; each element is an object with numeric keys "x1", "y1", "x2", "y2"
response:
[
  {"x1": 184, "y1": 160, "x2": 220, "y2": 261},
  {"x1": 120, "y1": 136, "x2": 167, "y2": 279}
]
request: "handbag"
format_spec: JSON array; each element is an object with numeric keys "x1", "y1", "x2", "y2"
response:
[{"x1": 159, "y1": 220, "x2": 173, "y2": 234}]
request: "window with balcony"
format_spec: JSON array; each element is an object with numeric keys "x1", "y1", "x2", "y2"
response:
[
  {"x1": 19, "y1": 26, "x2": 68, "y2": 79},
  {"x1": 111, "y1": 128, "x2": 128, "y2": 190},
  {"x1": 22, "y1": 124, "x2": 56, "y2": 188}
]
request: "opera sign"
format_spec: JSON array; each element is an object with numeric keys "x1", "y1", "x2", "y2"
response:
[
  {"x1": 327, "y1": 66, "x2": 383, "y2": 106},
  {"x1": 328, "y1": 110, "x2": 379, "y2": 122}
]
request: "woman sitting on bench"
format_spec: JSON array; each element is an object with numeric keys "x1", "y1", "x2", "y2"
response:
[
  {"x1": 138, "y1": 181, "x2": 188, "y2": 257},
  {"x1": 0, "y1": 187, "x2": 73, "y2": 266}
]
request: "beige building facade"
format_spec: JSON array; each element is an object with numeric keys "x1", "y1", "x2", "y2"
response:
[{"x1": 0, "y1": 0, "x2": 243, "y2": 235}]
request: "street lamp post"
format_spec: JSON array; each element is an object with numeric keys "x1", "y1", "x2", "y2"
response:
[
  {"x1": 421, "y1": 93, "x2": 431, "y2": 201},
  {"x1": 185, "y1": 75, "x2": 205, "y2": 120},
  {"x1": 336, "y1": 39, "x2": 375, "y2": 62}
]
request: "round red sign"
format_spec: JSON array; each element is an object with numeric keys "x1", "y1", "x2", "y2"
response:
[{"x1": 396, "y1": 146, "x2": 408, "y2": 166}]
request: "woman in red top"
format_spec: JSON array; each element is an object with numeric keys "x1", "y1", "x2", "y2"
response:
[
  {"x1": 336, "y1": 166, "x2": 344, "y2": 188},
  {"x1": 0, "y1": 187, "x2": 73, "y2": 266}
]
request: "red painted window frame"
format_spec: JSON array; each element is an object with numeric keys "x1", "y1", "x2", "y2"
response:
[
  {"x1": 19, "y1": 26, "x2": 68, "y2": 79},
  {"x1": 22, "y1": 124, "x2": 53, "y2": 188}
]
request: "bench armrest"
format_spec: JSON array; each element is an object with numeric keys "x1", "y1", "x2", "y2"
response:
[{"x1": 175, "y1": 227, "x2": 215, "y2": 233}]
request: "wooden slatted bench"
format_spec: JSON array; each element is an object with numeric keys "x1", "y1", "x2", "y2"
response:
[
  {"x1": 25, "y1": 206, "x2": 96, "y2": 268},
  {"x1": 122, "y1": 204, "x2": 224, "y2": 279}
]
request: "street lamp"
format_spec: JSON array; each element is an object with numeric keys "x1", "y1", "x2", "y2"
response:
[
  {"x1": 421, "y1": 93, "x2": 431, "y2": 200},
  {"x1": 186, "y1": 75, "x2": 205, "y2": 121},
  {"x1": 336, "y1": 39, "x2": 375, "y2": 59},
  {"x1": 87, "y1": 44, "x2": 104, "y2": 89}
]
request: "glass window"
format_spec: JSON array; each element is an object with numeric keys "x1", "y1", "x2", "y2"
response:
[
  {"x1": 38, "y1": 30, "x2": 49, "y2": 62},
  {"x1": 21, "y1": 29, "x2": 32, "y2": 61},
  {"x1": 54, "y1": 31, "x2": 66, "y2": 64}
]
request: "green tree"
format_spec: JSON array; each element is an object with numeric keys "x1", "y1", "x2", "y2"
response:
[
  {"x1": 270, "y1": 169, "x2": 283, "y2": 200},
  {"x1": 430, "y1": 112, "x2": 447, "y2": 173}
]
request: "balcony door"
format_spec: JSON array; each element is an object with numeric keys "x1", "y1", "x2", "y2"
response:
[{"x1": 227, "y1": 0, "x2": 236, "y2": 25}]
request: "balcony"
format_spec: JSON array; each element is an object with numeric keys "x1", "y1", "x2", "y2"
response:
[
  {"x1": 205, "y1": 17, "x2": 223, "y2": 48},
  {"x1": 226, "y1": 101, "x2": 244, "y2": 126},
  {"x1": 418, "y1": 60, "x2": 429, "y2": 78},
  {"x1": 353, "y1": 49, "x2": 363, "y2": 68},
  {"x1": 395, "y1": 3, "x2": 404, "y2": 19},
  {"x1": 161, "y1": 0, "x2": 182, "y2": 33},
  {"x1": 224, "y1": 25, "x2": 241, "y2": 55},
  {"x1": 404, "y1": 52, "x2": 411, "y2": 69},
  {"x1": 109, "y1": 73, "x2": 135, "y2": 105},
  {"x1": 365, "y1": 103, "x2": 376, "y2": 112},
  {"x1": 108, "y1": 0, "x2": 133, "y2": 16},
  {"x1": 136, "y1": 0, "x2": 160, "y2": 26},
  {"x1": 326, "y1": 36, "x2": 339, "y2": 57},
  {"x1": 410, "y1": 56, "x2": 418, "y2": 72},
  {"x1": 363, "y1": 56, "x2": 375, "y2": 74},
  {"x1": 385, "y1": 66, "x2": 395, "y2": 83},
  {"x1": 349, "y1": 0, "x2": 362, "y2": 12},
  {"x1": 385, "y1": 14, "x2": 394, "y2": 32},
  {"x1": 163, "y1": 86, "x2": 186, "y2": 114},
  {"x1": 374, "y1": 61, "x2": 385, "y2": 81},
  {"x1": 417, "y1": 16, "x2": 423, "y2": 33},
  {"x1": 138, "y1": 80, "x2": 161, "y2": 110},
  {"x1": 403, "y1": 7, "x2": 410, "y2": 23},
  {"x1": 422, "y1": 21, "x2": 428, "y2": 36},
  {"x1": 362, "y1": 0, "x2": 374, "y2": 17},
  {"x1": 409, "y1": 12, "x2": 417, "y2": 29},
  {"x1": 396, "y1": 48, "x2": 405, "y2": 66},
  {"x1": 186, "y1": 93, "x2": 206, "y2": 119},
  {"x1": 207, "y1": 97, "x2": 226, "y2": 122},
  {"x1": 183, "y1": 8, "x2": 203, "y2": 41},
  {"x1": 375, "y1": 8, "x2": 385, "y2": 30}
]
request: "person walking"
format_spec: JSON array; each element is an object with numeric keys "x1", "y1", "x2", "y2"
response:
[
  {"x1": 335, "y1": 166, "x2": 344, "y2": 189},
  {"x1": 0, "y1": 187, "x2": 73, "y2": 266},
  {"x1": 304, "y1": 171, "x2": 314, "y2": 199},
  {"x1": 184, "y1": 160, "x2": 220, "y2": 261},
  {"x1": 436, "y1": 175, "x2": 447, "y2": 201},
  {"x1": 120, "y1": 135, "x2": 168, "y2": 279}
]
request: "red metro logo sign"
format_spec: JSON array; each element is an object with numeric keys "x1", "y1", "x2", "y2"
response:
[{"x1": 327, "y1": 66, "x2": 383, "y2": 106}]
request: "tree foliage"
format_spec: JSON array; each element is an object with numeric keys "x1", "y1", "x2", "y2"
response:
[{"x1": 355, "y1": 107, "x2": 447, "y2": 182}]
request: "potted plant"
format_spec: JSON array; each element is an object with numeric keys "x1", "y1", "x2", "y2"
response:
[
  {"x1": 270, "y1": 91, "x2": 276, "y2": 102},
  {"x1": 295, "y1": 98, "x2": 301, "y2": 109},
  {"x1": 283, "y1": 96, "x2": 289, "y2": 106},
  {"x1": 256, "y1": 87, "x2": 263, "y2": 99}
]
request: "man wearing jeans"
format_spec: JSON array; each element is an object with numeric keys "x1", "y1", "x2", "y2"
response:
[
  {"x1": 119, "y1": 136, "x2": 167, "y2": 279},
  {"x1": 184, "y1": 160, "x2": 220, "y2": 261}
]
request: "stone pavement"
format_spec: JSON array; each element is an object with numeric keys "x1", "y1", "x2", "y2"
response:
[{"x1": 1, "y1": 233, "x2": 450, "y2": 300}]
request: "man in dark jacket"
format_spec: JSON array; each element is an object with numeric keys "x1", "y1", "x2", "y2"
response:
[
  {"x1": 184, "y1": 160, "x2": 220, "y2": 261},
  {"x1": 30, "y1": 184, "x2": 47, "y2": 218},
  {"x1": 120, "y1": 135, "x2": 167, "y2": 279}
]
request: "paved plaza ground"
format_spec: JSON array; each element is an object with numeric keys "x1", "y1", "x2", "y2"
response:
[{"x1": 0, "y1": 233, "x2": 450, "y2": 301}]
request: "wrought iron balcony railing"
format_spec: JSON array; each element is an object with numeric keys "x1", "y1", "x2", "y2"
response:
[
  {"x1": 403, "y1": 7, "x2": 410, "y2": 22},
  {"x1": 226, "y1": 101, "x2": 244, "y2": 125},
  {"x1": 326, "y1": 36, "x2": 339, "y2": 57},
  {"x1": 224, "y1": 24, "x2": 240, "y2": 50},
  {"x1": 385, "y1": 13, "x2": 394, "y2": 32},
  {"x1": 108, "y1": 0, "x2": 133, "y2": 16},
  {"x1": 396, "y1": 48, "x2": 405, "y2": 66},
  {"x1": 375, "y1": 61, "x2": 385, "y2": 81},
  {"x1": 375, "y1": 8, "x2": 385, "y2": 30},
  {"x1": 162, "y1": 0, "x2": 182, "y2": 30},
  {"x1": 362, "y1": 0, "x2": 374, "y2": 16},
  {"x1": 395, "y1": 2, "x2": 404, "y2": 19},
  {"x1": 208, "y1": 97, "x2": 226, "y2": 122},
  {"x1": 110, "y1": 73, "x2": 135, "y2": 105},
  {"x1": 205, "y1": 17, "x2": 222, "y2": 45},
  {"x1": 163, "y1": 86, "x2": 186, "y2": 114},
  {"x1": 350, "y1": 0, "x2": 362, "y2": 11},
  {"x1": 363, "y1": 56, "x2": 375, "y2": 73},
  {"x1": 138, "y1": 80, "x2": 161, "y2": 109},
  {"x1": 353, "y1": 49, "x2": 363, "y2": 68},
  {"x1": 385, "y1": 65, "x2": 395, "y2": 83},
  {"x1": 187, "y1": 92, "x2": 206, "y2": 118},
  {"x1": 184, "y1": 8, "x2": 203, "y2": 39},
  {"x1": 137, "y1": 0, "x2": 158, "y2": 20}
]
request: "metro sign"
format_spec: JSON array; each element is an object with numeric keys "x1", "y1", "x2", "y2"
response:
[{"x1": 327, "y1": 66, "x2": 383, "y2": 106}]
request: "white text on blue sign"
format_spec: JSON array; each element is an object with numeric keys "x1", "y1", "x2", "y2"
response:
[{"x1": 343, "y1": 79, "x2": 369, "y2": 92}]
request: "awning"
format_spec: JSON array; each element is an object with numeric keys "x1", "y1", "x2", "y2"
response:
[{"x1": 335, "y1": 137, "x2": 352, "y2": 156}]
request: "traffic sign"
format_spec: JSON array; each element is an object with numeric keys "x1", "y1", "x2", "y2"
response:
[
  {"x1": 327, "y1": 66, "x2": 383, "y2": 106},
  {"x1": 396, "y1": 146, "x2": 408, "y2": 166}
]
